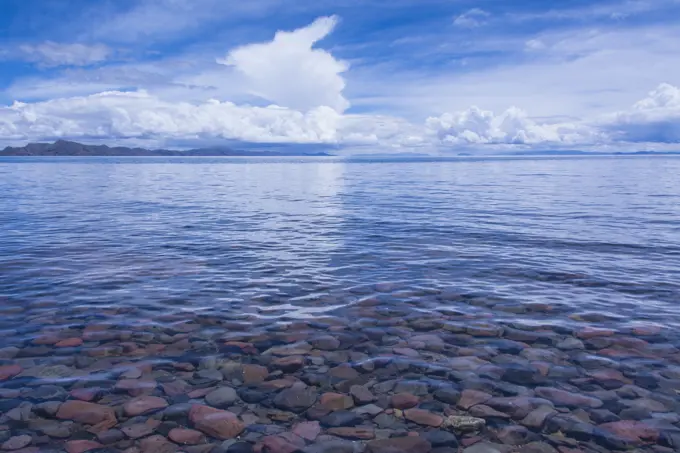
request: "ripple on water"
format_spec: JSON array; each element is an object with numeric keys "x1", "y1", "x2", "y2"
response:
[{"x1": 1, "y1": 156, "x2": 680, "y2": 450}]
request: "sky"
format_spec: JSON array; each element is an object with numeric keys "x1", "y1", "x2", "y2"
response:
[{"x1": 1, "y1": 0, "x2": 680, "y2": 153}]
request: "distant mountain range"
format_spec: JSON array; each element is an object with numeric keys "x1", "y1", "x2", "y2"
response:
[{"x1": 0, "y1": 140, "x2": 332, "y2": 157}]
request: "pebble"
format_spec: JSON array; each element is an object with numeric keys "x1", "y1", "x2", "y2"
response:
[
  {"x1": 64, "y1": 440, "x2": 103, "y2": 453},
  {"x1": 458, "y1": 390, "x2": 492, "y2": 410},
  {"x1": 443, "y1": 416, "x2": 486, "y2": 433},
  {"x1": 405, "y1": 408, "x2": 444, "y2": 427},
  {"x1": 0, "y1": 365, "x2": 22, "y2": 381},
  {"x1": 205, "y1": 387, "x2": 239, "y2": 408},
  {"x1": 189, "y1": 404, "x2": 245, "y2": 440},
  {"x1": 349, "y1": 385, "x2": 375, "y2": 404},
  {"x1": 320, "y1": 410, "x2": 363, "y2": 427},
  {"x1": 292, "y1": 421, "x2": 321, "y2": 441},
  {"x1": 123, "y1": 396, "x2": 169, "y2": 416},
  {"x1": 168, "y1": 428, "x2": 205, "y2": 445},
  {"x1": 273, "y1": 387, "x2": 318, "y2": 413},
  {"x1": 1, "y1": 435, "x2": 31, "y2": 451},
  {"x1": 390, "y1": 393, "x2": 419, "y2": 409},
  {"x1": 320, "y1": 392, "x2": 354, "y2": 411}
]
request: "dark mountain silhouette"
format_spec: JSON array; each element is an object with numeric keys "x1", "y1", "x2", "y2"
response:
[{"x1": 0, "y1": 140, "x2": 332, "y2": 156}]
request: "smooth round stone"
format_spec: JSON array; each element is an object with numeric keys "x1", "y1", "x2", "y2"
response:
[
  {"x1": 64, "y1": 440, "x2": 103, "y2": 453},
  {"x1": 319, "y1": 410, "x2": 362, "y2": 427},
  {"x1": 96, "y1": 429, "x2": 125, "y2": 445},
  {"x1": 273, "y1": 388, "x2": 318, "y2": 413},
  {"x1": 30, "y1": 385, "x2": 68, "y2": 401},
  {"x1": 433, "y1": 387, "x2": 461, "y2": 405},
  {"x1": 1, "y1": 435, "x2": 32, "y2": 451},
  {"x1": 349, "y1": 385, "x2": 374, "y2": 404},
  {"x1": 205, "y1": 387, "x2": 239, "y2": 408},
  {"x1": 168, "y1": 428, "x2": 205, "y2": 445},
  {"x1": 404, "y1": 408, "x2": 444, "y2": 427},
  {"x1": 238, "y1": 388, "x2": 267, "y2": 403},
  {"x1": 194, "y1": 369, "x2": 223, "y2": 385},
  {"x1": 390, "y1": 393, "x2": 419, "y2": 409},
  {"x1": 159, "y1": 403, "x2": 191, "y2": 422},
  {"x1": 28, "y1": 419, "x2": 71, "y2": 438},
  {"x1": 123, "y1": 396, "x2": 168, "y2": 416}
]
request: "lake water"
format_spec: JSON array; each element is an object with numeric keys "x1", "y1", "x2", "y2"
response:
[{"x1": 1, "y1": 156, "x2": 680, "y2": 452}]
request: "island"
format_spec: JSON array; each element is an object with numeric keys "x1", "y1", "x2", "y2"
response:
[{"x1": 0, "y1": 140, "x2": 332, "y2": 157}]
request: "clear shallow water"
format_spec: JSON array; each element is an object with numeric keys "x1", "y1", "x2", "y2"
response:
[
  {"x1": 1, "y1": 156, "x2": 679, "y2": 330},
  {"x1": 2, "y1": 156, "x2": 680, "y2": 452}
]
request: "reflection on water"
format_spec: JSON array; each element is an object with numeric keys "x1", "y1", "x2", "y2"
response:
[{"x1": 1, "y1": 156, "x2": 680, "y2": 326}]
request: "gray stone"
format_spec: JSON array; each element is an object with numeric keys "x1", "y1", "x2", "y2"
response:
[
  {"x1": 320, "y1": 411, "x2": 363, "y2": 427},
  {"x1": 97, "y1": 429, "x2": 126, "y2": 445},
  {"x1": 205, "y1": 387, "x2": 238, "y2": 408},
  {"x1": 372, "y1": 380, "x2": 396, "y2": 394},
  {"x1": 32, "y1": 401, "x2": 62, "y2": 417},
  {"x1": 433, "y1": 387, "x2": 460, "y2": 404},
  {"x1": 520, "y1": 406, "x2": 557, "y2": 429},
  {"x1": 312, "y1": 336, "x2": 341, "y2": 351},
  {"x1": 6, "y1": 403, "x2": 33, "y2": 422},
  {"x1": 349, "y1": 385, "x2": 374, "y2": 404},
  {"x1": 29, "y1": 420, "x2": 71, "y2": 438},
  {"x1": 0, "y1": 347, "x2": 19, "y2": 359},
  {"x1": 163, "y1": 403, "x2": 192, "y2": 420},
  {"x1": 374, "y1": 413, "x2": 398, "y2": 429},
  {"x1": 194, "y1": 369, "x2": 223, "y2": 385},
  {"x1": 353, "y1": 404, "x2": 383, "y2": 416},
  {"x1": 30, "y1": 385, "x2": 68, "y2": 401},
  {"x1": 1, "y1": 435, "x2": 32, "y2": 451},
  {"x1": 273, "y1": 387, "x2": 318, "y2": 413},
  {"x1": 556, "y1": 338, "x2": 585, "y2": 350}
]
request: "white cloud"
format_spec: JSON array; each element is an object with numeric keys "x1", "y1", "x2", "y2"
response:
[
  {"x1": 17, "y1": 42, "x2": 110, "y2": 67},
  {"x1": 602, "y1": 83, "x2": 680, "y2": 142},
  {"x1": 425, "y1": 106, "x2": 596, "y2": 146},
  {"x1": 217, "y1": 16, "x2": 349, "y2": 113},
  {"x1": 453, "y1": 8, "x2": 490, "y2": 28},
  {"x1": 346, "y1": 23, "x2": 680, "y2": 122},
  {"x1": 0, "y1": 90, "x2": 344, "y2": 146},
  {"x1": 3, "y1": 13, "x2": 680, "y2": 152}
]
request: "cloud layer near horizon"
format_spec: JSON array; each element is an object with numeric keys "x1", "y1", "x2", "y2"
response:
[{"x1": 1, "y1": 15, "x2": 680, "y2": 151}]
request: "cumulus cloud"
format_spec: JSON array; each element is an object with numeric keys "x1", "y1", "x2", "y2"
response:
[
  {"x1": 453, "y1": 9, "x2": 490, "y2": 28},
  {"x1": 425, "y1": 106, "x2": 595, "y2": 145},
  {"x1": 218, "y1": 16, "x2": 349, "y2": 113},
  {"x1": 0, "y1": 90, "x2": 343, "y2": 145},
  {"x1": 17, "y1": 42, "x2": 110, "y2": 67},
  {"x1": 602, "y1": 83, "x2": 680, "y2": 142}
]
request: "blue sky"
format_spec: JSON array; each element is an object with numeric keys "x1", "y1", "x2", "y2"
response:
[{"x1": 1, "y1": 0, "x2": 680, "y2": 151}]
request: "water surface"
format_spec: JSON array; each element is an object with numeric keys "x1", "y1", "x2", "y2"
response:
[{"x1": 1, "y1": 155, "x2": 679, "y2": 329}]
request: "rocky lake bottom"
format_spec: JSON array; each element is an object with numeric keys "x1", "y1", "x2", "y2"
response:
[{"x1": 1, "y1": 287, "x2": 680, "y2": 453}]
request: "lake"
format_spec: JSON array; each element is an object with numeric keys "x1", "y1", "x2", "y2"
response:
[{"x1": 1, "y1": 155, "x2": 679, "y2": 452}]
